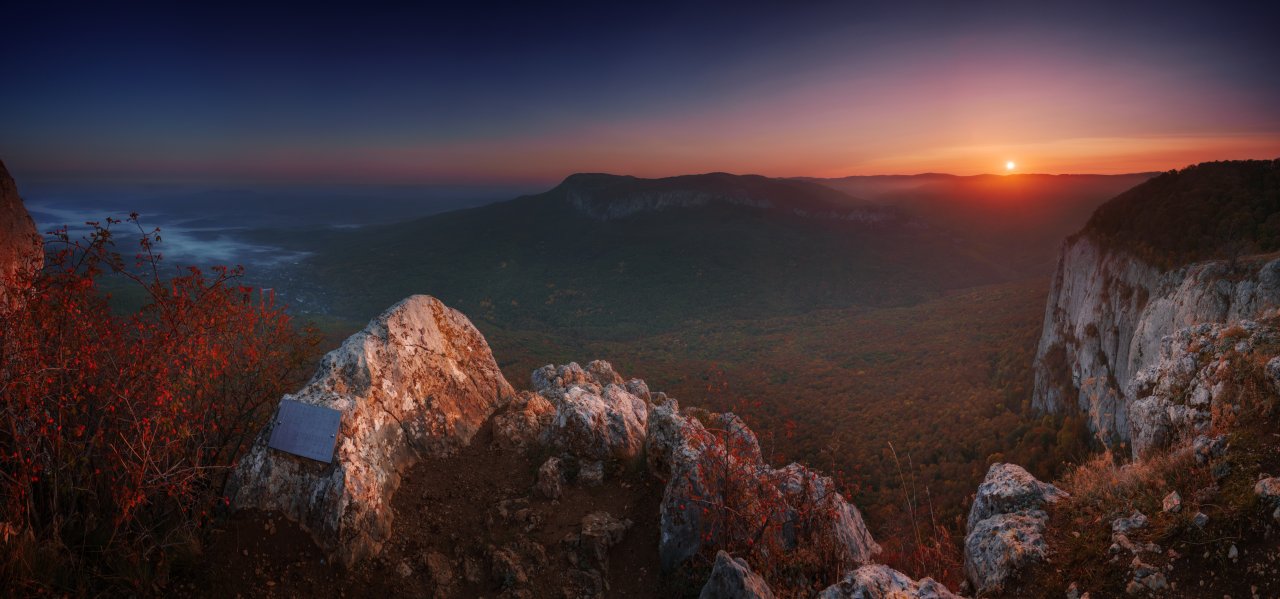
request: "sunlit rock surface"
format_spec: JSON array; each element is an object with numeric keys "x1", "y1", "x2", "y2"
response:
[{"x1": 227, "y1": 295, "x2": 513, "y2": 566}]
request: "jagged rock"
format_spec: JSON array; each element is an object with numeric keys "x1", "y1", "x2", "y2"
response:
[
  {"x1": 1128, "y1": 556, "x2": 1167, "y2": 592},
  {"x1": 963, "y1": 463, "x2": 1063, "y2": 593},
  {"x1": 1255, "y1": 477, "x2": 1280, "y2": 505},
  {"x1": 645, "y1": 397, "x2": 685, "y2": 478},
  {"x1": 1127, "y1": 397, "x2": 1171, "y2": 458},
  {"x1": 535, "y1": 361, "x2": 649, "y2": 466},
  {"x1": 1228, "y1": 544, "x2": 1239, "y2": 560},
  {"x1": 492, "y1": 391, "x2": 555, "y2": 450},
  {"x1": 1193, "y1": 512, "x2": 1209, "y2": 528},
  {"x1": 421, "y1": 551, "x2": 455, "y2": 594},
  {"x1": 1162, "y1": 490, "x2": 1182, "y2": 513},
  {"x1": 966, "y1": 463, "x2": 1068, "y2": 532},
  {"x1": 1112, "y1": 510, "x2": 1148, "y2": 533},
  {"x1": 964, "y1": 510, "x2": 1051, "y2": 593},
  {"x1": 0, "y1": 160, "x2": 42, "y2": 310},
  {"x1": 536, "y1": 456, "x2": 565, "y2": 499},
  {"x1": 819, "y1": 563, "x2": 960, "y2": 598},
  {"x1": 579, "y1": 460, "x2": 605, "y2": 487},
  {"x1": 699, "y1": 551, "x2": 775, "y2": 599},
  {"x1": 560, "y1": 511, "x2": 630, "y2": 597},
  {"x1": 490, "y1": 538, "x2": 548, "y2": 590},
  {"x1": 773, "y1": 462, "x2": 880, "y2": 564},
  {"x1": 1193, "y1": 434, "x2": 1227, "y2": 465},
  {"x1": 578, "y1": 511, "x2": 631, "y2": 576},
  {"x1": 226, "y1": 295, "x2": 514, "y2": 566},
  {"x1": 659, "y1": 408, "x2": 879, "y2": 572},
  {"x1": 1265, "y1": 356, "x2": 1280, "y2": 393}
]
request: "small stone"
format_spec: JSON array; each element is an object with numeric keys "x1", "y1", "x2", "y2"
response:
[
  {"x1": 397, "y1": 560, "x2": 413, "y2": 578},
  {"x1": 579, "y1": 460, "x2": 604, "y2": 487},
  {"x1": 535, "y1": 457, "x2": 565, "y2": 499},
  {"x1": 1112, "y1": 510, "x2": 1148, "y2": 533},
  {"x1": 1066, "y1": 581, "x2": 1081, "y2": 599},
  {"x1": 1193, "y1": 512, "x2": 1210, "y2": 528},
  {"x1": 1212, "y1": 461, "x2": 1232, "y2": 481},
  {"x1": 1163, "y1": 490, "x2": 1182, "y2": 513},
  {"x1": 1228, "y1": 544, "x2": 1239, "y2": 560}
]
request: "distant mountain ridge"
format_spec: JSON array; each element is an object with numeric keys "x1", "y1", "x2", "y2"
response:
[
  {"x1": 262, "y1": 171, "x2": 1011, "y2": 334},
  {"x1": 547, "y1": 172, "x2": 895, "y2": 222}
]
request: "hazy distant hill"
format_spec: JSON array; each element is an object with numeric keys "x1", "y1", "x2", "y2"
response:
[
  {"x1": 265, "y1": 172, "x2": 1012, "y2": 336},
  {"x1": 806, "y1": 172, "x2": 1157, "y2": 274}
]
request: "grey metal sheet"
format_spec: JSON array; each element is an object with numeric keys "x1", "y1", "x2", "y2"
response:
[{"x1": 266, "y1": 400, "x2": 342, "y2": 463}]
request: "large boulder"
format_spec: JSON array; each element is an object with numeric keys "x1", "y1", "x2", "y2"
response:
[
  {"x1": 964, "y1": 463, "x2": 1065, "y2": 593},
  {"x1": 699, "y1": 551, "x2": 775, "y2": 599},
  {"x1": 963, "y1": 510, "x2": 1051, "y2": 593},
  {"x1": 818, "y1": 564, "x2": 960, "y2": 599},
  {"x1": 534, "y1": 361, "x2": 649, "y2": 464},
  {"x1": 0, "y1": 160, "x2": 42, "y2": 309},
  {"x1": 966, "y1": 463, "x2": 1067, "y2": 532},
  {"x1": 226, "y1": 295, "x2": 514, "y2": 566}
]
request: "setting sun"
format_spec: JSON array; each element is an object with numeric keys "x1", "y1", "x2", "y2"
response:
[{"x1": 1005, "y1": 161, "x2": 1017, "y2": 171}]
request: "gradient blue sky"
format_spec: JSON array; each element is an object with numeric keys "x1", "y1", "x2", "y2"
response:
[{"x1": 3, "y1": 1, "x2": 1278, "y2": 185}]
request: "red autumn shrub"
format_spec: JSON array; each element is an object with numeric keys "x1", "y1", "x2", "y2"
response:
[{"x1": 0, "y1": 216, "x2": 318, "y2": 592}]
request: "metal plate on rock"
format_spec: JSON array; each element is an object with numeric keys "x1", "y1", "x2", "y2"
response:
[{"x1": 267, "y1": 400, "x2": 342, "y2": 463}]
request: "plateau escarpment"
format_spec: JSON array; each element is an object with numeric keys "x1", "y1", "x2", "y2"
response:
[{"x1": 1033, "y1": 160, "x2": 1280, "y2": 454}]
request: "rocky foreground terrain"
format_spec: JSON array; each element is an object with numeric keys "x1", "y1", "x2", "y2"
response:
[{"x1": 184, "y1": 294, "x2": 1280, "y2": 597}]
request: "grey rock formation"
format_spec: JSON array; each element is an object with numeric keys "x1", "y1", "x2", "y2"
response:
[
  {"x1": 964, "y1": 510, "x2": 1051, "y2": 593},
  {"x1": 657, "y1": 404, "x2": 879, "y2": 572},
  {"x1": 1111, "y1": 510, "x2": 1148, "y2": 533},
  {"x1": 1033, "y1": 232, "x2": 1280, "y2": 447},
  {"x1": 1126, "y1": 321, "x2": 1276, "y2": 457},
  {"x1": 0, "y1": 160, "x2": 42, "y2": 309},
  {"x1": 536, "y1": 456, "x2": 565, "y2": 499},
  {"x1": 966, "y1": 463, "x2": 1068, "y2": 532},
  {"x1": 818, "y1": 564, "x2": 960, "y2": 599},
  {"x1": 226, "y1": 295, "x2": 514, "y2": 566},
  {"x1": 534, "y1": 361, "x2": 649, "y2": 466},
  {"x1": 964, "y1": 463, "x2": 1065, "y2": 593},
  {"x1": 699, "y1": 551, "x2": 775, "y2": 599},
  {"x1": 492, "y1": 391, "x2": 554, "y2": 450}
]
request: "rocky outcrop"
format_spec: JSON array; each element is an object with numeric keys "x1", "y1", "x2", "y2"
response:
[
  {"x1": 1126, "y1": 320, "x2": 1278, "y2": 456},
  {"x1": 655, "y1": 403, "x2": 879, "y2": 572},
  {"x1": 818, "y1": 564, "x2": 960, "y2": 599},
  {"x1": 966, "y1": 463, "x2": 1067, "y2": 532},
  {"x1": 1032, "y1": 233, "x2": 1280, "y2": 447},
  {"x1": 226, "y1": 295, "x2": 513, "y2": 566},
  {"x1": 531, "y1": 361, "x2": 650, "y2": 465},
  {"x1": 964, "y1": 463, "x2": 1065, "y2": 593},
  {"x1": 0, "y1": 160, "x2": 42, "y2": 308},
  {"x1": 699, "y1": 551, "x2": 775, "y2": 599}
]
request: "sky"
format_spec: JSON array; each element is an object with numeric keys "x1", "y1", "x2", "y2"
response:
[{"x1": 2, "y1": 1, "x2": 1279, "y2": 186}]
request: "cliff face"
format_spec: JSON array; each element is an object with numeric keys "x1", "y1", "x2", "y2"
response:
[
  {"x1": 0, "y1": 160, "x2": 42, "y2": 305},
  {"x1": 1032, "y1": 232, "x2": 1280, "y2": 450}
]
